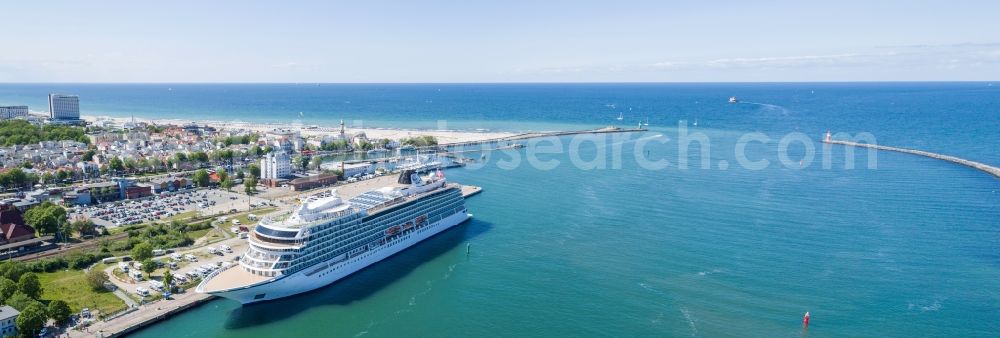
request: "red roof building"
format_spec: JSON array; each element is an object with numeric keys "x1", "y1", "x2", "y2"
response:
[{"x1": 0, "y1": 204, "x2": 35, "y2": 245}]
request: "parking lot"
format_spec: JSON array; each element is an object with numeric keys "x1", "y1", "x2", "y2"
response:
[
  {"x1": 68, "y1": 189, "x2": 278, "y2": 228},
  {"x1": 105, "y1": 237, "x2": 248, "y2": 299}
]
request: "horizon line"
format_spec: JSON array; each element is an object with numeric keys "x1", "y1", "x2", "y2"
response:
[{"x1": 0, "y1": 80, "x2": 997, "y2": 85}]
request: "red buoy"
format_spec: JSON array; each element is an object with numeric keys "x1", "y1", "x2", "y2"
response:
[{"x1": 803, "y1": 311, "x2": 810, "y2": 328}]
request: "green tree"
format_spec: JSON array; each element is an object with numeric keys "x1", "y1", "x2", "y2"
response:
[
  {"x1": 220, "y1": 178, "x2": 233, "y2": 191},
  {"x1": 17, "y1": 272, "x2": 41, "y2": 299},
  {"x1": 309, "y1": 156, "x2": 324, "y2": 170},
  {"x1": 190, "y1": 151, "x2": 209, "y2": 163},
  {"x1": 141, "y1": 258, "x2": 157, "y2": 276},
  {"x1": 357, "y1": 140, "x2": 374, "y2": 151},
  {"x1": 173, "y1": 152, "x2": 188, "y2": 164},
  {"x1": 249, "y1": 145, "x2": 261, "y2": 157},
  {"x1": 0, "y1": 167, "x2": 33, "y2": 190},
  {"x1": 5, "y1": 292, "x2": 33, "y2": 311},
  {"x1": 0, "y1": 261, "x2": 28, "y2": 282},
  {"x1": 41, "y1": 172, "x2": 54, "y2": 184},
  {"x1": 248, "y1": 163, "x2": 260, "y2": 178},
  {"x1": 47, "y1": 299, "x2": 71, "y2": 325},
  {"x1": 217, "y1": 168, "x2": 228, "y2": 183},
  {"x1": 162, "y1": 270, "x2": 175, "y2": 293},
  {"x1": 23, "y1": 202, "x2": 67, "y2": 236},
  {"x1": 131, "y1": 242, "x2": 154, "y2": 261},
  {"x1": 85, "y1": 268, "x2": 109, "y2": 291},
  {"x1": 236, "y1": 170, "x2": 245, "y2": 180},
  {"x1": 328, "y1": 168, "x2": 344, "y2": 179},
  {"x1": 70, "y1": 218, "x2": 97, "y2": 236},
  {"x1": 0, "y1": 277, "x2": 16, "y2": 303},
  {"x1": 55, "y1": 169, "x2": 70, "y2": 182},
  {"x1": 15, "y1": 301, "x2": 46, "y2": 338},
  {"x1": 108, "y1": 156, "x2": 125, "y2": 173},
  {"x1": 193, "y1": 169, "x2": 210, "y2": 187},
  {"x1": 401, "y1": 135, "x2": 438, "y2": 147},
  {"x1": 292, "y1": 156, "x2": 308, "y2": 171},
  {"x1": 81, "y1": 149, "x2": 96, "y2": 161},
  {"x1": 244, "y1": 176, "x2": 257, "y2": 195}
]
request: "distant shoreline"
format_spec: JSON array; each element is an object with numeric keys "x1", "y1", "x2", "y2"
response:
[{"x1": 79, "y1": 114, "x2": 522, "y2": 146}]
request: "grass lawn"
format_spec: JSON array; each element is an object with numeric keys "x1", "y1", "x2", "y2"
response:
[
  {"x1": 200, "y1": 229, "x2": 226, "y2": 243},
  {"x1": 38, "y1": 267, "x2": 127, "y2": 315},
  {"x1": 167, "y1": 210, "x2": 200, "y2": 222},
  {"x1": 218, "y1": 207, "x2": 277, "y2": 236},
  {"x1": 188, "y1": 227, "x2": 214, "y2": 240}
]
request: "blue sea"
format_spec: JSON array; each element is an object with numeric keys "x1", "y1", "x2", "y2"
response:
[{"x1": 2, "y1": 83, "x2": 999, "y2": 337}]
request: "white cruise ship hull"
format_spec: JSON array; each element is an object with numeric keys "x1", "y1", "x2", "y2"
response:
[{"x1": 206, "y1": 211, "x2": 470, "y2": 304}]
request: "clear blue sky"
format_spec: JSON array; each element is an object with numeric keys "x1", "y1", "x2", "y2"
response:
[{"x1": 2, "y1": 1, "x2": 998, "y2": 82}]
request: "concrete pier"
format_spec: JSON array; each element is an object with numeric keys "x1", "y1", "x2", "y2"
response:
[
  {"x1": 824, "y1": 139, "x2": 1000, "y2": 180},
  {"x1": 460, "y1": 185, "x2": 482, "y2": 198}
]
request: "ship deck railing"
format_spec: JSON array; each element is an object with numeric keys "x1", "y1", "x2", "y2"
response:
[
  {"x1": 365, "y1": 183, "x2": 460, "y2": 215},
  {"x1": 258, "y1": 207, "x2": 356, "y2": 229},
  {"x1": 249, "y1": 232, "x2": 303, "y2": 249}
]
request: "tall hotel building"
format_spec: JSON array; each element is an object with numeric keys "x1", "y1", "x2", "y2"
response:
[
  {"x1": 0, "y1": 106, "x2": 28, "y2": 120},
  {"x1": 261, "y1": 151, "x2": 293, "y2": 181},
  {"x1": 48, "y1": 94, "x2": 80, "y2": 120}
]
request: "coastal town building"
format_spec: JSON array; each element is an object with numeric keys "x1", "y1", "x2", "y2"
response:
[
  {"x1": 48, "y1": 93, "x2": 80, "y2": 121},
  {"x1": 261, "y1": 151, "x2": 292, "y2": 181},
  {"x1": 0, "y1": 106, "x2": 28, "y2": 120},
  {"x1": 0, "y1": 305, "x2": 19, "y2": 337},
  {"x1": 148, "y1": 177, "x2": 191, "y2": 193},
  {"x1": 0, "y1": 203, "x2": 36, "y2": 245},
  {"x1": 288, "y1": 172, "x2": 338, "y2": 191},
  {"x1": 320, "y1": 162, "x2": 375, "y2": 178},
  {"x1": 351, "y1": 131, "x2": 369, "y2": 147}
]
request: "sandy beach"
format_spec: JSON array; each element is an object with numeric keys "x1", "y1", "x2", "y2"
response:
[{"x1": 82, "y1": 115, "x2": 519, "y2": 145}]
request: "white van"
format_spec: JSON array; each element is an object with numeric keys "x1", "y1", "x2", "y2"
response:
[
  {"x1": 206, "y1": 247, "x2": 219, "y2": 255},
  {"x1": 184, "y1": 254, "x2": 198, "y2": 262},
  {"x1": 170, "y1": 253, "x2": 183, "y2": 261},
  {"x1": 136, "y1": 287, "x2": 150, "y2": 297}
]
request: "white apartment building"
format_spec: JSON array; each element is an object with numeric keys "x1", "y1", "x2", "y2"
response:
[
  {"x1": 0, "y1": 106, "x2": 28, "y2": 120},
  {"x1": 261, "y1": 151, "x2": 292, "y2": 180}
]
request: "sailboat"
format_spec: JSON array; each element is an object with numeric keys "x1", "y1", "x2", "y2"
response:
[
  {"x1": 693, "y1": 119, "x2": 698, "y2": 127},
  {"x1": 616, "y1": 112, "x2": 623, "y2": 121},
  {"x1": 642, "y1": 118, "x2": 649, "y2": 126}
]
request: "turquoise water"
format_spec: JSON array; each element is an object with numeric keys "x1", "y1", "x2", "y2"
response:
[{"x1": 3, "y1": 83, "x2": 999, "y2": 336}]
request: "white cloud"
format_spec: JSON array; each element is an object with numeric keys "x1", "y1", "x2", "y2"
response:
[{"x1": 273, "y1": 62, "x2": 301, "y2": 68}]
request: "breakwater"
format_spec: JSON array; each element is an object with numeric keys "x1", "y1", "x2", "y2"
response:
[{"x1": 824, "y1": 139, "x2": 1000, "y2": 179}]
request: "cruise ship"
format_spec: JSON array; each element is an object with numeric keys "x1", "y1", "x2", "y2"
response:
[{"x1": 196, "y1": 168, "x2": 470, "y2": 304}]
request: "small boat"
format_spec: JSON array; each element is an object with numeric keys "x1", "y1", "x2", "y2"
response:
[
  {"x1": 642, "y1": 118, "x2": 649, "y2": 126},
  {"x1": 693, "y1": 119, "x2": 698, "y2": 127},
  {"x1": 728, "y1": 96, "x2": 739, "y2": 103},
  {"x1": 616, "y1": 112, "x2": 623, "y2": 121}
]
